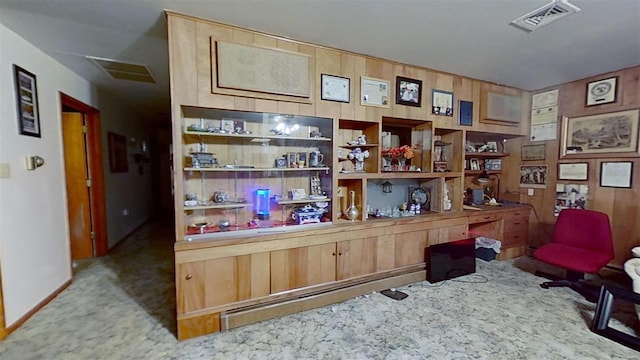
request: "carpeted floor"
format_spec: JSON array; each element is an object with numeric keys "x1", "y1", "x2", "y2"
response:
[{"x1": 1, "y1": 217, "x2": 638, "y2": 359}]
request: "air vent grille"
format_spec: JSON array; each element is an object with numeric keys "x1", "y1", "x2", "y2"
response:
[
  {"x1": 86, "y1": 56, "x2": 156, "y2": 83},
  {"x1": 510, "y1": 0, "x2": 580, "y2": 32}
]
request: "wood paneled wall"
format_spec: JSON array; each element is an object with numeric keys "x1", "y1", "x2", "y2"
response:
[{"x1": 508, "y1": 66, "x2": 640, "y2": 267}]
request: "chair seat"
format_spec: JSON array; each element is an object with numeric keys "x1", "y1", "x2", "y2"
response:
[{"x1": 535, "y1": 243, "x2": 612, "y2": 274}]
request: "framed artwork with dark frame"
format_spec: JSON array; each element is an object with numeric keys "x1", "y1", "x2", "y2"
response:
[
  {"x1": 432, "y1": 89, "x2": 454, "y2": 116},
  {"x1": 458, "y1": 100, "x2": 473, "y2": 126},
  {"x1": 395, "y1": 76, "x2": 422, "y2": 107},
  {"x1": 107, "y1": 132, "x2": 129, "y2": 173},
  {"x1": 600, "y1": 161, "x2": 633, "y2": 188},
  {"x1": 13, "y1": 65, "x2": 41, "y2": 137},
  {"x1": 558, "y1": 162, "x2": 588, "y2": 181},
  {"x1": 321, "y1": 74, "x2": 350, "y2": 103},
  {"x1": 586, "y1": 76, "x2": 618, "y2": 107}
]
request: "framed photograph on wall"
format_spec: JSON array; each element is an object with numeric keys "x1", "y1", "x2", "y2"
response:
[
  {"x1": 13, "y1": 65, "x2": 41, "y2": 137},
  {"x1": 561, "y1": 109, "x2": 639, "y2": 157},
  {"x1": 600, "y1": 161, "x2": 633, "y2": 188},
  {"x1": 558, "y1": 162, "x2": 588, "y2": 181},
  {"x1": 432, "y1": 89, "x2": 454, "y2": 116},
  {"x1": 519, "y1": 165, "x2": 548, "y2": 188},
  {"x1": 107, "y1": 132, "x2": 129, "y2": 173},
  {"x1": 458, "y1": 100, "x2": 473, "y2": 126},
  {"x1": 395, "y1": 76, "x2": 422, "y2": 107},
  {"x1": 321, "y1": 74, "x2": 350, "y2": 103},
  {"x1": 586, "y1": 76, "x2": 617, "y2": 106}
]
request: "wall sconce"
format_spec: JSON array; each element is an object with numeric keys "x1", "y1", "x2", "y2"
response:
[
  {"x1": 382, "y1": 181, "x2": 393, "y2": 193},
  {"x1": 25, "y1": 155, "x2": 45, "y2": 170}
]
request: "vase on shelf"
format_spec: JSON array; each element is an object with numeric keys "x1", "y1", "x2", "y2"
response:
[{"x1": 346, "y1": 190, "x2": 359, "y2": 221}]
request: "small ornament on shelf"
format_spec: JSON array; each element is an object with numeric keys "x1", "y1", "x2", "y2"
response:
[{"x1": 348, "y1": 147, "x2": 370, "y2": 173}]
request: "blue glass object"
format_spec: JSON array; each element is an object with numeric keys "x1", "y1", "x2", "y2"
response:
[{"x1": 255, "y1": 189, "x2": 270, "y2": 220}]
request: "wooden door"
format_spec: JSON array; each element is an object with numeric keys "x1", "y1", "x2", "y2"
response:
[
  {"x1": 394, "y1": 230, "x2": 429, "y2": 268},
  {"x1": 270, "y1": 243, "x2": 336, "y2": 293},
  {"x1": 176, "y1": 253, "x2": 270, "y2": 314},
  {"x1": 336, "y1": 236, "x2": 395, "y2": 280},
  {"x1": 62, "y1": 112, "x2": 93, "y2": 259}
]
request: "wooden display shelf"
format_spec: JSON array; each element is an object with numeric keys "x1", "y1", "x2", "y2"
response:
[
  {"x1": 464, "y1": 152, "x2": 509, "y2": 158},
  {"x1": 274, "y1": 198, "x2": 331, "y2": 205},
  {"x1": 184, "y1": 130, "x2": 331, "y2": 142},
  {"x1": 337, "y1": 172, "x2": 462, "y2": 180},
  {"x1": 184, "y1": 202, "x2": 252, "y2": 211},
  {"x1": 341, "y1": 144, "x2": 380, "y2": 149},
  {"x1": 464, "y1": 170, "x2": 501, "y2": 175},
  {"x1": 184, "y1": 167, "x2": 330, "y2": 172}
]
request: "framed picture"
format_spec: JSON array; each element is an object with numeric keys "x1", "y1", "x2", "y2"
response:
[
  {"x1": 13, "y1": 65, "x2": 41, "y2": 137},
  {"x1": 107, "y1": 132, "x2": 128, "y2": 173},
  {"x1": 522, "y1": 144, "x2": 546, "y2": 161},
  {"x1": 297, "y1": 152, "x2": 307, "y2": 167},
  {"x1": 600, "y1": 161, "x2": 633, "y2": 188},
  {"x1": 519, "y1": 165, "x2": 548, "y2": 188},
  {"x1": 459, "y1": 100, "x2": 473, "y2": 126},
  {"x1": 221, "y1": 119, "x2": 235, "y2": 132},
  {"x1": 360, "y1": 76, "x2": 390, "y2": 108},
  {"x1": 469, "y1": 158, "x2": 480, "y2": 171},
  {"x1": 561, "y1": 110, "x2": 639, "y2": 157},
  {"x1": 432, "y1": 89, "x2": 454, "y2": 116},
  {"x1": 287, "y1": 152, "x2": 298, "y2": 168},
  {"x1": 485, "y1": 141, "x2": 498, "y2": 152},
  {"x1": 558, "y1": 162, "x2": 588, "y2": 181},
  {"x1": 395, "y1": 76, "x2": 422, "y2": 107},
  {"x1": 586, "y1": 76, "x2": 617, "y2": 106},
  {"x1": 321, "y1": 74, "x2": 350, "y2": 103}
]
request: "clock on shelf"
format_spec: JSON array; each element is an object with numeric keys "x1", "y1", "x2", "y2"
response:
[{"x1": 409, "y1": 186, "x2": 431, "y2": 212}]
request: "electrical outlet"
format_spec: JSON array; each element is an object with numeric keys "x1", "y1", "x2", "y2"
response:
[
  {"x1": 527, "y1": 188, "x2": 534, "y2": 196},
  {"x1": 0, "y1": 163, "x2": 10, "y2": 178}
]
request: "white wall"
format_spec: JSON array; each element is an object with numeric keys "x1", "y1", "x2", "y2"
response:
[
  {"x1": 0, "y1": 23, "x2": 97, "y2": 326},
  {"x1": 0, "y1": 23, "x2": 155, "y2": 327}
]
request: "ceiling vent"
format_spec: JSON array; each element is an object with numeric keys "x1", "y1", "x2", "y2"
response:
[
  {"x1": 510, "y1": 0, "x2": 580, "y2": 32},
  {"x1": 86, "y1": 56, "x2": 156, "y2": 83}
]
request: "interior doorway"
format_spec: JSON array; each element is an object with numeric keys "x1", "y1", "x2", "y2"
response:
[{"x1": 60, "y1": 93, "x2": 107, "y2": 259}]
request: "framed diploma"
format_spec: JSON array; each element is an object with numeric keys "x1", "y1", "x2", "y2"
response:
[
  {"x1": 558, "y1": 162, "x2": 588, "y2": 181},
  {"x1": 360, "y1": 76, "x2": 390, "y2": 108},
  {"x1": 600, "y1": 161, "x2": 633, "y2": 188},
  {"x1": 321, "y1": 74, "x2": 350, "y2": 103}
]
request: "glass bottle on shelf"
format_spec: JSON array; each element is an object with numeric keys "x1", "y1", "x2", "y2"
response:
[{"x1": 346, "y1": 190, "x2": 359, "y2": 221}]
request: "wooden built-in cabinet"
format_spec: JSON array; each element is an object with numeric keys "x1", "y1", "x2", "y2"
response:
[{"x1": 167, "y1": 11, "x2": 532, "y2": 340}]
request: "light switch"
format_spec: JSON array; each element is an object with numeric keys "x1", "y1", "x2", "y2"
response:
[
  {"x1": 527, "y1": 188, "x2": 534, "y2": 196},
  {"x1": 0, "y1": 163, "x2": 10, "y2": 178}
]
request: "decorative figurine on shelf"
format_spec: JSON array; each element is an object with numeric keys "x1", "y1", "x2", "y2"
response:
[
  {"x1": 347, "y1": 135, "x2": 366, "y2": 146},
  {"x1": 443, "y1": 182, "x2": 452, "y2": 211},
  {"x1": 348, "y1": 147, "x2": 370, "y2": 173}
]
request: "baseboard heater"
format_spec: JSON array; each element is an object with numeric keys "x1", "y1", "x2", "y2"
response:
[{"x1": 220, "y1": 267, "x2": 426, "y2": 331}]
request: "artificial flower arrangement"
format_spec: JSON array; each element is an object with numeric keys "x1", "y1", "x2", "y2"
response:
[{"x1": 382, "y1": 145, "x2": 415, "y2": 159}]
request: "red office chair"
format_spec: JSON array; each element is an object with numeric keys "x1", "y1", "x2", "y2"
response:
[{"x1": 534, "y1": 209, "x2": 614, "y2": 302}]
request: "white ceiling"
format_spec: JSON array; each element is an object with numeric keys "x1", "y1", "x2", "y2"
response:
[{"x1": 1, "y1": 0, "x2": 639, "y2": 122}]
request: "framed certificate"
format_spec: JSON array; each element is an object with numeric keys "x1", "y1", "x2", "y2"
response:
[
  {"x1": 321, "y1": 74, "x2": 350, "y2": 103},
  {"x1": 558, "y1": 162, "x2": 588, "y2": 181},
  {"x1": 600, "y1": 161, "x2": 633, "y2": 188},
  {"x1": 360, "y1": 76, "x2": 390, "y2": 108}
]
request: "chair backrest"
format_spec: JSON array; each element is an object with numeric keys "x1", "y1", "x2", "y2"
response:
[{"x1": 553, "y1": 209, "x2": 614, "y2": 257}]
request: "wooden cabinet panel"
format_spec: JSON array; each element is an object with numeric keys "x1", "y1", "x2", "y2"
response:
[
  {"x1": 439, "y1": 224, "x2": 468, "y2": 243},
  {"x1": 337, "y1": 236, "x2": 395, "y2": 280},
  {"x1": 271, "y1": 243, "x2": 336, "y2": 293},
  {"x1": 394, "y1": 230, "x2": 428, "y2": 267},
  {"x1": 176, "y1": 253, "x2": 270, "y2": 314},
  {"x1": 468, "y1": 212, "x2": 500, "y2": 224},
  {"x1": 502, "y1": 229, "x2": 528, "y2": 247}
]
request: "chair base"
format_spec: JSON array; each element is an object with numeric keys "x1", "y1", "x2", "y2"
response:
[{"x1": 536, "y1": 270, "x2": 601, "y2": 303}]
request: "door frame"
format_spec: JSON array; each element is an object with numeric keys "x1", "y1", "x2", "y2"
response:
[{"x1": 60, "y1": 93, "x2": 108, "y2": 257}]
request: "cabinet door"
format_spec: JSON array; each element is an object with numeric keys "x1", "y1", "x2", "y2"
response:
[
  {"x1": 270, "y1": 243, "x2": 337, "y2": 293},
  {"x1": 337, "y1": 236, "x2": 395, "y2": 280},
  {"x1": 176, "y1": 253, "x2": 270, "y2": 314},
  {"x1": 428, "y1": 224, "x2": 468, "y2": 246},
  {"x1": 394, "y1": 230, "x2": 428, "y2": 268}
]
